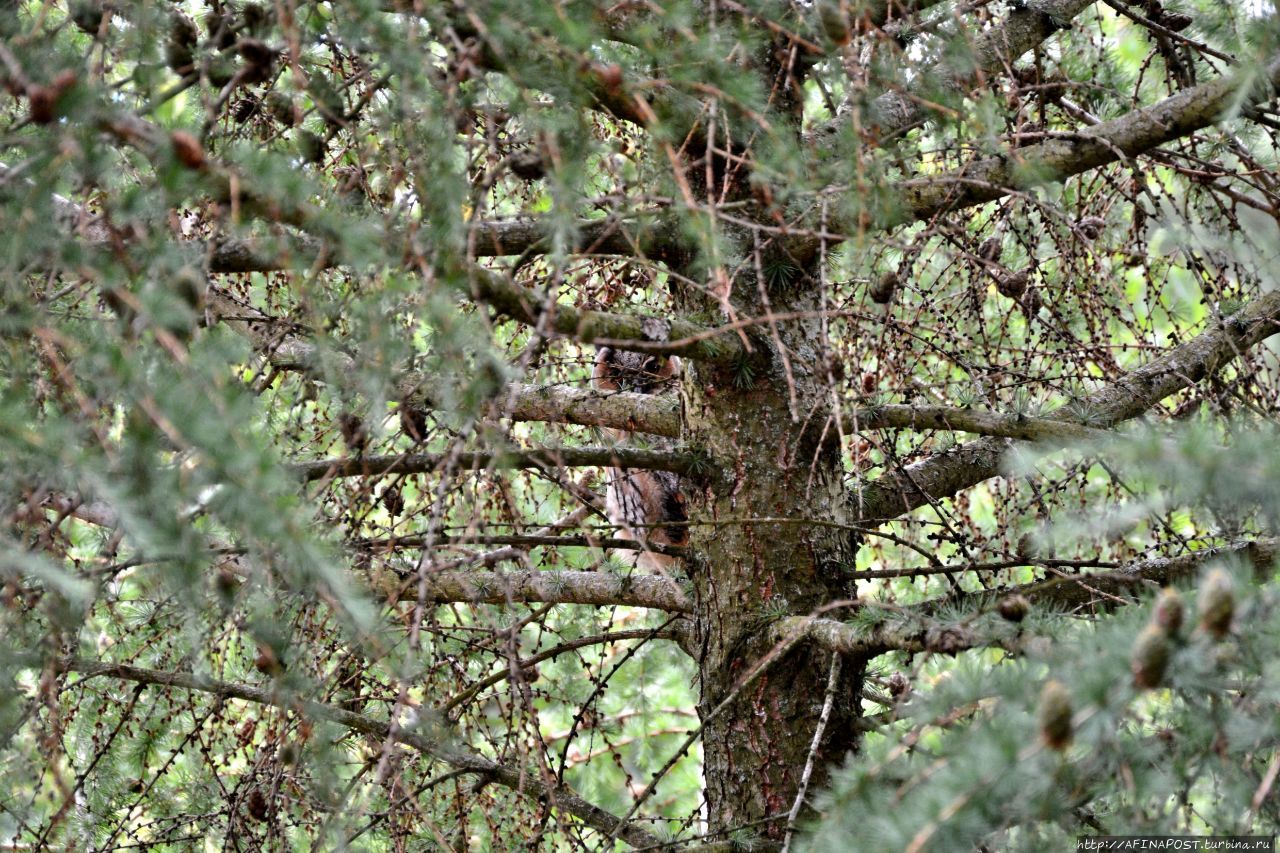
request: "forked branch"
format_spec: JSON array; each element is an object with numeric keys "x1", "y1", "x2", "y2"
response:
[{"x1": 855, "y1": 290, "x2": 1280, "y2": 523}]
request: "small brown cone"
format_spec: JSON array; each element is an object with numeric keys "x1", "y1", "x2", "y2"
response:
[
  {"x1": 998, "y1": 594, "x2": 1030, "y2": 623},
  {"x1": 977, "y1": 235, "x2": 1002, "y2": 262},
  {"x1": 1196, "y1": 568, "x2": 1234, "y2": 639},
  {"x1": 1153, "y1": 587, "x2": 1184, "y2": 634},
  {"x1": 996, "y1": 269, "x2": 1029, "y2": 299},
  {"x1": 27, "y1": 86, "x2": 57, "y2": 124},
  {"x1": 817, "y1": 0, "x2": 851, "y2": 46},
  {"x1": 170, "y1": 131, "x2": 207, "y2": 170},
  {"x1": 254, "y1": 645, "x2": 284, "y2": 677},
  {"x1": 1131, "y1": 624, "x2": 1171, "y2": 689},
  {"x1": 1076, "y1": 216, "x2": 1106, "y2": 240},
  {"x1": 1037, "y1": 679, "x2": 1072, "y2": 751},
  {"x1": 869, "y1": 270, "x2": 898, "y2": 304}
]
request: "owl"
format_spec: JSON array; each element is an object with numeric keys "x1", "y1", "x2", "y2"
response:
[
  {"x1": 593, "y1": 347, "x2": 687, "y2": 570},
  {"x1": 591, "y1": 347, "x2": 681, "y2": 398}
]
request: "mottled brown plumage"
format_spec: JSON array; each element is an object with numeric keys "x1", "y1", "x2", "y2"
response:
[{"x1": 593, "y1": 347, "x2": 686, "y2": 570}]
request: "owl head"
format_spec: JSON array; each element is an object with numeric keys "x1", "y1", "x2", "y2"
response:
[{"x1": 592, "y1": 347, "x2": 681, "y2": 394}]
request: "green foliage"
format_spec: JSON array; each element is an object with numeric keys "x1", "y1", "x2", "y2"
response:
[
  {"x1": 2, "y1": 0, "x2": 1280, "y2": 848},
  {"x1": 808, "y1": 559, "x2": 1280, "y2": 851},
  {"x1": 808, "y1": 420, "x2": 1280, "y2": 850},
  {"x1": 730, "y1": 350, "x2": 758, "y2": 390}
]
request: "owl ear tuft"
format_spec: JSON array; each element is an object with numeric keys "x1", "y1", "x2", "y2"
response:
[{"x1": 593, "y1": 346, "x2": 621, "y2": 392}]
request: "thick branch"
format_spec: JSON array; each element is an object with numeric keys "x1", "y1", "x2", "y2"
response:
[
  {"x1": 469, "y1": 267, "x2": 745, "y2": 363},
  {"x1": 465, "y1": 212, "x2": 685, "y2": 260},
  {"x1": 60, "y1": 658, "x2": 660, "y2": 848},
  {"x1": 889, "y1": 56, "x2": 1280, "y2": 227},
  {"x1": 356, "y1": 534, "x2": 685, "y2": 558},
  {"x1": 836, "y1": 539, "x2": 1280, "y2": 658},
  {"x1": 844, "y1": 404, "x2": 1108, "y2": 442},
  {"x1": 769, "y1": 616, "x2": 900, "y2": 657},
  {"x1": 999, "y1": 538, "x2": 1279, "y2": 612},
  {"x1": 811, "y1": 0, "x2": 1096, "y2": 145},
  {"x1": 204, "y1": 286, "x2": 326, "y2": 366},
  {"x1": 192, "y1": 239, "x2": 739, "y2": 364},
  {"x1": 769, "y1": 614, "x2": 990, "y2": 658},
  {"x1": 294, "y1": 446, "x2": 703, "y2": 482},
  {"x1": 392, "y1": 569, "x2": 692, "y2": 613},
  {"x1": 482, "y1": 384, "x2": 681, "y2": 438},
  {"x1": 855, "y1": 290, "x2": 1280, "y2": 522},
  {"x1": 0, "y1": 163, "x2": 112, "y2": 242},
  {"x1": 14, "y1": 116, "x2": 713, "y2": 363},
  {"x1": 206, "y1": 216, "x2": 682, "y2": 268},
  {"x1": 210, "y1": 248, "x2": 737, "y2": 362},
  {"x1": 207, "y1": 289, "x2": 681, "y2": 436}
]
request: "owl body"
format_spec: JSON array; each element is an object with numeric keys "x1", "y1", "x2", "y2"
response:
[{"x1": 593, "y1": 347, "x2": 687, "y2": 570}]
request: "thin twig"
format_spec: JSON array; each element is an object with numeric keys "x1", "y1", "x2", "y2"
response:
[{"x1": 781, "y1": 652, "x2": 842, "y2": 853}]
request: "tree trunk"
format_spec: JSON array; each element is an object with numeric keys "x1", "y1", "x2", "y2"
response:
[
  {"x1": 668, "y1": 25, "x2": 870, "y2": 845},
  {"x1": 683, "y1": 271, "x2": 868, "y2": 845}
]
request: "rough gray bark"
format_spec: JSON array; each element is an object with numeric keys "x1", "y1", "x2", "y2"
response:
[
  {"x1": 843, "y1": 404, "x2": 1109, "y2": 442},
  {"x1": 389, "y1": 569, "x2": 692, "y2": 612},
  {"x1": 687, "y1": 302, "x2": 868, "y2": 840},
  {"x1": 672, "y1": 20, "x2": 1280, "y2": 849},
  {"x1": 676, "y1": 41, "x2": 867, "y2": 846}
]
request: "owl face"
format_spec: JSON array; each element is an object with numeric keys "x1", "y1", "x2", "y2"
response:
[{"x1": 593, "y1": 347, "x2": 681, "y2": 394}]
